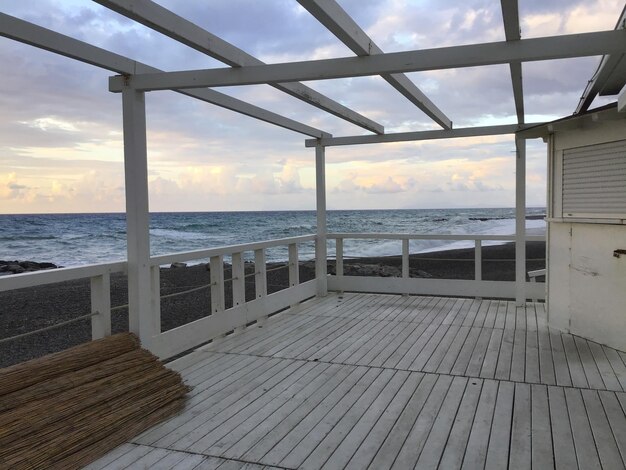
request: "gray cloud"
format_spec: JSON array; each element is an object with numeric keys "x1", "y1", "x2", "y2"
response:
[
  {"x1": 2, "y1": 0, "x2": 616, "y2": 138},
  {"x1": 0, "y1": 0, "x2": 621, "y2": 212}
]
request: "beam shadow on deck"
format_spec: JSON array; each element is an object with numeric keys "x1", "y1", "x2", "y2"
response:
[{"x1": 89, "y1": 293, "x2": 626, "y2": 469}]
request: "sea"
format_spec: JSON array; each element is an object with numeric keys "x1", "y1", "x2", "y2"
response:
[{"x1": 0, "y1": 208, "x2": 546, "y2": 267}]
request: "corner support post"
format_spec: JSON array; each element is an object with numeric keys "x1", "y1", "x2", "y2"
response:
[
  {"x1": 315, "y1": 142, "x2": 328, "y2": 296},
  {"x1": 121, "y1": 86, "x2": 155, "y2": 345},
  {"x1": 515, "y1": 135, "x2": 527, "y2": 306}
]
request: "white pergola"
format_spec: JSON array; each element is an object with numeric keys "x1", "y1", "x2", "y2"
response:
[{"x1": 2, "y1": 0, "x2": 625, "y2": 345}]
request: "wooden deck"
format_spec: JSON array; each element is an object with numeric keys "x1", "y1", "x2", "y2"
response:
[{"x1": 89, "y1": 293, "x2": 626, "y2": 469}]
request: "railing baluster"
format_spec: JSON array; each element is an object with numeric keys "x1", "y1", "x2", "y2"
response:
[
  {"x1": 475, "y1": 239, "x2": 483, "y2": 300},
  {"x1": 90, "y1": 272, "x2": 111, "y2": 339},
  {"x1": 402, "y1": 238, "x2": 410, "y2": 296},
  {"x1": 288, "y1": 243, "x2": 299, "y2": 287},
  {"x1": 336, "y1": 237, "x2": 344, "y2": 277},
  {"x1": 402, "y1": 239, "x2": 410, "y2": 279},
  {"x1": 232, "y1": 252, "x2": 245, "y2": 307},
  {"x1": 210, "y1": 255, "x2": 224, "y2": 314},
  {"x1": 315, "y1": 235, "x2": 328, "y2": 296},
  {"x1": 150, "y1": 265, "x2": 161, "y2": 334},
  {"x1": 528, "y1": 269, "x2": 546, "y2": 303},
  {"x1": 255, "y1": 248, "x2": 267, "y2": 298},
  {"x1": 474, "y1": 240, "x2": 482, "y2": 281}
]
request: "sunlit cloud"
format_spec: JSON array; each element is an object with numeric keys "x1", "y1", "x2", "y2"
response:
[
  {"x1": 23, "y1": 117, "x2": 80, "y2": 132},
  {"x1": 0, "y1": 0, "x2": 623, "y2": 213}
]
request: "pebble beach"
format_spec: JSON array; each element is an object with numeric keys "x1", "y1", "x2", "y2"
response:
[{"x1": 0, "y1": 241, "x2": 545, "y2": 368}]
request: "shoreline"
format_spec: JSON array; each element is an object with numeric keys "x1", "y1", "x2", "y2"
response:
[
  {"x1": 0, "y1": 241, "x2": 545, "y2": 368},
  {"x1": 1, "y1": 210, "x2": 546, "y2": 269}
]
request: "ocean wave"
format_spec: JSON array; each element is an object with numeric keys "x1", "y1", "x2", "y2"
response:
[
  {"x1": 0, "y1": 209, "x2": 546, "y2": 266},
  {"x1": 0, "y1": 235, "x2": 57, "y2": 241},
  {"x1": 180, "y1": 223, "x2": 212, "y2": 230},
  {"x1": 150, "y1": 228, "x2": 209, "y2": 241},
  {"x1": 468, "y1": 217, "x2": 507, "y2": 221}
]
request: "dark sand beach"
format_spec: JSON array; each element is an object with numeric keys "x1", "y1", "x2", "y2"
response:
[{"x1": 0, "y1": 241, "x2": 545, "y2": 368}]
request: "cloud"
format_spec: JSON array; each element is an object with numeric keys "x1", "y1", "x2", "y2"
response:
[
  {"x1": 278, "y1": 160, "x2": 305, "y2": 192},
  {"x1": 333, "y1": 175, "x2": 407, "y2": 194},
  {"x1": 8, "y1": 182, "x2": 28, "y2": 191},
  {"x1": 447, "y1": 178, "x2": 505, "y2": 192},
  {"x1": 0, "y1": 0, "x2": 621, "y2": 213},
  {"x1": 365, "y1": 177, "x2": 405, "y2": 194},
  {"x1": 1, "y1": 173, "x2": 32, "y2": 200}
]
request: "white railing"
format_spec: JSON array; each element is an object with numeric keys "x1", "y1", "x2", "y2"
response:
[
  {"x1": 0, "y1": 236, "x2": 317, "y2": 360},
  {"x1": 147, "y1": 235, "x2": 317, "y2": 359},
  {"x1": 0, "y1": 261, "x2": 127, "y2": 341},
  {"x1": 0, "y1": 232, "x2": 546, "y2": 360},
  {"x1": 327, "y1": 233, "x2": 546, "y2": 300},
  {"x1": 528, "y1": 268, "x2": 547, "y2": 302}
]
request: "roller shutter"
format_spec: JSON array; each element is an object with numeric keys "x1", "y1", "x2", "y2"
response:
[{"x1": 562, "y1": 139, "x2": 626, "y2": 218}]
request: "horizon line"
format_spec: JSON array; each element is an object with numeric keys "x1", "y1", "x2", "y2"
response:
[{"x1": 0, "y1": 206, "x2": 547, "y2": 217}]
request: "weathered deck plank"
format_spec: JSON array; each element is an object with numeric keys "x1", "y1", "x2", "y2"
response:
[
  {"x1": 238, "y1": 364, "x2": 356, "y2": 462},
  {"x1": 319, "y1": 369, "x2": 409, "y2": 469},
  {"x1": 484, "y1": 381, "x2": 515, "y2": 470},
  {"x1": 508, "y1": 382, "x2": 531, "y2": 469},
  {"x1": 365, "y1": 372, "x2": 439, "y2": 469},
  {"x1": 531, "y1": 384, "x2": 554, "y2": 469},
  {"x1": 548, "y1": 386, "x2": 579, "y2": 470},
  {"x1": 297, "y1": 368, "x2": 395, "y2": 469},
  {"x1": 460, "y1": 379, "x2": 498, "y2": 469},
  {"x1": 260, "y1": 366, "x2": 373, "y2": 467},
  {"x1": 91, "y1": 293, "x2": 626, "y2": 470},
  {"x1": 566, "y1": 387, "x2": 603, "y2": 469},
  {"x1": 582, "y1": 389, "x2": 625, "y2": 469},
  {"x1": 479, "y1": 328, "x2": 503, "y2": 379},
  {"x1": 436, "y1": 377, "x2": 483, "y2": 469}
]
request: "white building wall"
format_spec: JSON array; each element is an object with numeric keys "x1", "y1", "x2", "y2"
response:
[{"x1": 547, "y1": 118, "x2": 626, "y2": 351}]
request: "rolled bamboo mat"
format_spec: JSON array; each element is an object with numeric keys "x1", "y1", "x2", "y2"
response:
[
  {"x1": 0, "y1": 333, "x2": 140, "y2": 395},
  {"x1": 0, "y1": 333, "x2": 189, "y2": 469}
]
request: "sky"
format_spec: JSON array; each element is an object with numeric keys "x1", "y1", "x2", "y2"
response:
[{"x1": 0, "y1": 0, "x2": 624, "y2": 214}]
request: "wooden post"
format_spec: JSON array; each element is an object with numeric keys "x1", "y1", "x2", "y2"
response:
[
  {"x1": 231, "y1": 252, "x2": 245, "y2": 307},
  {"x1": 474, "y1": 240, "x2": 482, "y2": 281},
  {"x1": 315, "y1": 143, "x2": 328, "y2": 296},
  {"x1": 335, "y1": 237, "x2": 344, "y2": 294},
  {"x1": 288, "y1": 243, "x2": 299, "y2": 287},
  {"x1": 150, "y1": 265, "x2": 161, "y2": 334},
  {"x1": 255, "y1": 248, "x2": 267, "y2": 298},
  {"x1": 402, "y1": 239, "x2": 410, "y2": 296},
  {"x1": 515, "y1": 136, "x2": 527, "y2": 306},
  {"x1": 402, "y1": 239, "x2": 410, "y2": 279},
  {"x1": 90, "y1": 272, "x2": 111, "y2": 339},
  {"x1": 336, "y1": 237, "x2": 344, "y2": 277},
  {"x1": 474, "y1": 239, "x2": 483, "y2": 300},
  {"x1": 210, "y1": 255, "x2": 224, "y2": 314},
  {"x1": 122, "y1": 86, "x2": 154, "y2": 345}
]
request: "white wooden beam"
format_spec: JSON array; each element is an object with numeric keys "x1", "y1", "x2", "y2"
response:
[
  {"x1": 90, "y1": 272, "x2": 111, "y2": 339},
  {"x1": 315, "y1": 143, "x2": 328, "y2": 297},
  {"x1": 121, "y1": 87, "x2": 154, "y2": 345},
  {"x1": 515, "y1": 136, "x2": 527, "y2": 306},
  {"x1": 304, "y1": 123, "x2": 543, "y2": 147},
  {"x1": 619, "y1": 85, "x2": 626, "y2": 112},
  {"x1": 508, "y1": 62, "x2": 525, "y2": 123},
  {"x1": 575, "y1": 6, "x2": 626, "y2": 114},
  {"x1": 94, "y1": 0, "x2": 383, "y2": 134},
  {"x1": 328, "y1": 277, "x2": 545, "y2": 300},
  {"x1": 501, "y1": 0, "x2": 525, "y2": 124},
  {"x1": 575, "y1": 55, "x2": 623, "y2": 114},
  {"x1": 0, "y1": 13, "x2": 328, "y2": 138},
  {"x1": 298, "y1": 0, "x2": 452, "y2": 129},
  {"x1": 109, "y1": 29, "x2": 626, "y2": 92}
]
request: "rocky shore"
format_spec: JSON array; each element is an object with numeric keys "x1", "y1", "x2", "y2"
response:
[
  {"x1": 0, "y1": 241, "x2": 545, "y2": 368},
  {"x1": 0, "y1": 260, "x2": 59, "y2": 275}
]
